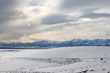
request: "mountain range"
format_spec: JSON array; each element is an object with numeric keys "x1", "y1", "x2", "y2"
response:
[{"x1": 0, "y1": 39, "x2": 110, "y2": 49}]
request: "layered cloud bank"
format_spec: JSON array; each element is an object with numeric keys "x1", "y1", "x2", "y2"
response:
[{"x1": 0, "y1": 0, "x2": 110, "y2": 42}]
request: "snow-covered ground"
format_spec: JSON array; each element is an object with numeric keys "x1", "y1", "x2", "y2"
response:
[{"x1": 0, "y1": 46, "x2": 110, "y2": 73}]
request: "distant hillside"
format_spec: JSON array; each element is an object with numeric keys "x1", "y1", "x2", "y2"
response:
[{"x1": 0, "y1": 39, "x2": 110, "y2": 48}]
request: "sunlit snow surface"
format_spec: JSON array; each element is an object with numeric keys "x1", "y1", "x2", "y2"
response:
[{"x1": 0, "y1": 46, "x2": 110, "y2": 73}]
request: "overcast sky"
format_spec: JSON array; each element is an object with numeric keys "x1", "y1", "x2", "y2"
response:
[{"x1": 0, "y1": 0, "x2": 110, "y2": 42}]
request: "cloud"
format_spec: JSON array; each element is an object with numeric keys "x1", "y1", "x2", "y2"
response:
[
  {"x1": 42, "y1": 14, "x2": 72, "y2": 24},
  {"x1": 0, "y1": 0, "x2": 26, "y2": 25},
  {"x1": 0, "y1": 0, "x2": 110, "y2": 42},
  {"x1": 80, "y1": 12, "x2": 110, "y2": 19},
  {"x1": 0, "y1": 0, "x2": 31, "y2": 41},
  {"x1": 59, "y1": 0, "x2": 110, "y2": 12}
]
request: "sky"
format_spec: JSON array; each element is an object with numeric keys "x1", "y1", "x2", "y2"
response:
[{"x1": 0, "y1": 0, "x2": 110, "y2": 43}]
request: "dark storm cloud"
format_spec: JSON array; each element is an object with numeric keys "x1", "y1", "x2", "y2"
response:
[
  {"x1": 42, "y1": 14, "x2": 72, "y2": 24},
  {"x1": 0, "y1": 0, "x2": 19, "y2": 10},
  {"x1": 0, "y1": 0, "x2": 25, "y2": 25},
  {"x1": 80, "y1": 12, "x2": 110, "y2": 19},
  {"x1": 0, "y1": 10, "x2": 25, "y2": 24},
  {"x1": 59, "y1": 0, "x2": 110, "y2": 11},
  {"x1": 0, "y1": 0, "x2": 54, "y2": 41},
  {"x1": 82, "y1": 8, "x2": 99, "y2": 13},
  {"x1": 0, "y1": 0, "x2": 28, "y2": 40}
]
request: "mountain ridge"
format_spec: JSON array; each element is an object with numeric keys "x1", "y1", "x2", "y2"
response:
[{"x1": 0, "y1": 39, "x2": 110, "y2": 48}]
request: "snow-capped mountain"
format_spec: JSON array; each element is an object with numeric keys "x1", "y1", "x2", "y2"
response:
[{"x1": 0, "y1": 39, "x2": 110, "y2": 48}]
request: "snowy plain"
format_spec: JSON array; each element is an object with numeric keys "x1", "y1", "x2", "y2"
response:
[{"x1": 0, "y1": 46, "x2": 110, "y2": 73}]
